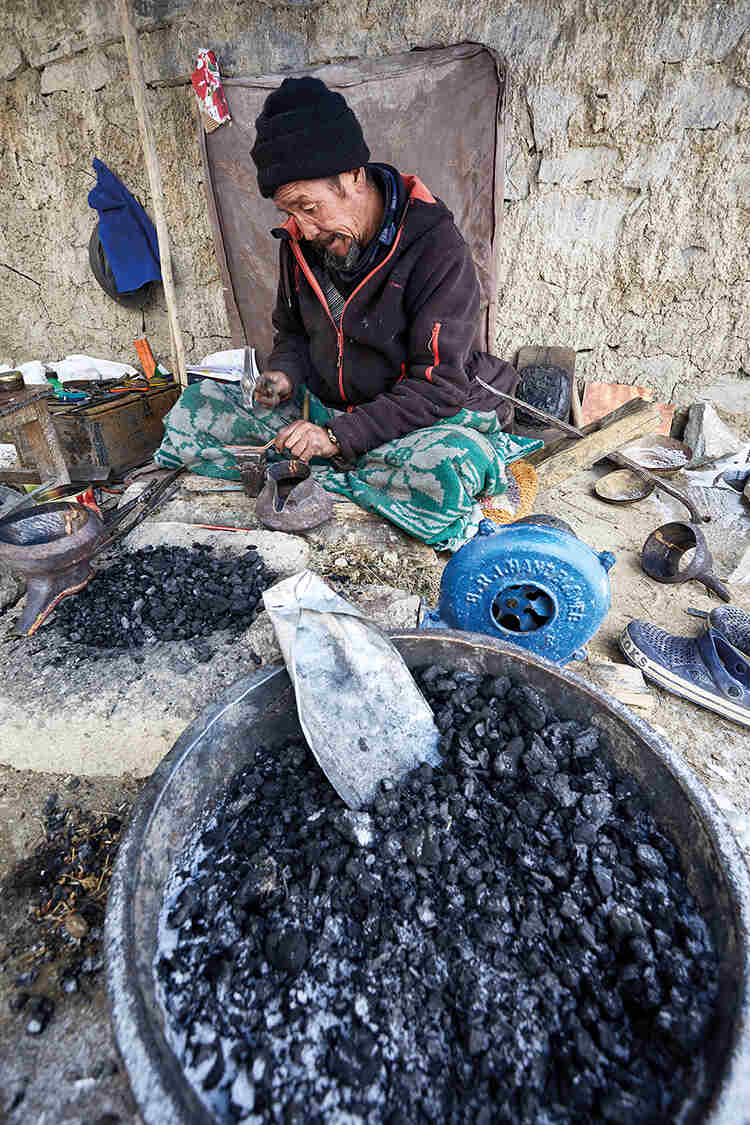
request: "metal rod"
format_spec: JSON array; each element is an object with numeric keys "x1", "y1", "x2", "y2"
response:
[
  {"x1": 93, "y1": 466, "x2": 185, "y2": 555},
  {"x1": 474, "y1": 377, "x2": 586, "y2": 438}
]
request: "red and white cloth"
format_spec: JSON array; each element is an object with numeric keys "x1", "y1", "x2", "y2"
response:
[{"x1": 191, "y1": 48, "x2": 231, "y2": 132}]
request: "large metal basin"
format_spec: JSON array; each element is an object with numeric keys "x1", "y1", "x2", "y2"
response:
[{"x1": 105, "y1": 631, "x2": 750, "y2": 1125}]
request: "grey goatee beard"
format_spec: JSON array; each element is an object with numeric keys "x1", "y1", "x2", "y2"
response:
[{"x1": 323, "y1": 238, "x2": 362, "y2": 272}]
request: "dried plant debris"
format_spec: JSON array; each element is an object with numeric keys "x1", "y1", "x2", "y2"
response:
[
  {"x1": 156, "y1": 669, "x2": 719, "y2": 1124},
  {"x1": 2, "y1": 793, "x2": 129, "y2": 1033},
  {"x1": 51, "y1": 544, "x2": 273, "y2": 649},
  {"x1": 320, "y1": 543, "x2": 442, "y2": 604}
]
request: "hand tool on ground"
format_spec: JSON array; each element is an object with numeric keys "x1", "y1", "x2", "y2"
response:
[
  {"x1": 474, "y1": 377, "x2": 709, "y2": 522},
  {"x1": 641, "y1": 520, "x2": 731, "y2": 602},
  {"x1": 92, "y1": 465, "x2": 186, "y2": 554},
  {"x1": 604, "y1": 450, "x2": 709, "y2": 523}
]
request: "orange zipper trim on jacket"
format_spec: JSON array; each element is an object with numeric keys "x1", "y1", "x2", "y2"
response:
[
  {"x1": 288, "y1": 221, "x2": 405, "y2": 403},
  {"x1": 425, "y1": 321, "x2": 441, "y2": 382}
]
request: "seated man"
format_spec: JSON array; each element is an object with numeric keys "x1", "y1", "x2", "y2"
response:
[{"x1": 156, "y1": 77, "x2": 540, "y2": 549}]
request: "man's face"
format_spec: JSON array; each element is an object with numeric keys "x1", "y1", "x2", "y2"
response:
[{"x1": 273, "y1": 171, "x2": 369, "y2": 268}]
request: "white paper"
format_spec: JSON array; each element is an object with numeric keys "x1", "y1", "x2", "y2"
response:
[{"x1": 49, "y1": 354, "x2": 137, "y2": 383}]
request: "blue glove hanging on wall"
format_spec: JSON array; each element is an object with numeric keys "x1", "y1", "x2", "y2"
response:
[{"x1": 88, "y1": 158, "x2": 162, "y2": 293}]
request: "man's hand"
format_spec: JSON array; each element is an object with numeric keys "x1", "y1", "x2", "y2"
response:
[
  {"x1": 274, "y1": 421, "x2": 338, "y2": 462},
  {"x1": 254, "y1": 370, "x2": 293, "y2": 408}
]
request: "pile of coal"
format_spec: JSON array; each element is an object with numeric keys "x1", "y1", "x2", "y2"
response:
[
  {"x1": 156, "y1": 667, "x2": 719, "y2": 1124},
  {"x1": 52, "y1": 544, "x2": 272, "y2": 648}
]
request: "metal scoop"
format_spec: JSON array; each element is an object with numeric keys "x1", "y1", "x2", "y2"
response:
[
  {"x1": 263, "y1": 571, "x2": 440, "y2": 809},
  {"x1": 641, "y1": 521, "x2": 731, "y2": 602}
]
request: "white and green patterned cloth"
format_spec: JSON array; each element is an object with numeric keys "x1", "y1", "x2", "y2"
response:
[{"x1": 155, "y1": 380, "x2": 542, "y2": 551}]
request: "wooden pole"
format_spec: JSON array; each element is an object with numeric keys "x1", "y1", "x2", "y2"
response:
[{"x1": 120, "y1": 0, "x2": 187, "y2": 386}]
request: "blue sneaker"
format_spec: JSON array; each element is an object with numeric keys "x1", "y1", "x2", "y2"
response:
[{"x1": 619, "y1": 608, "x2": 750, "y2": 728}]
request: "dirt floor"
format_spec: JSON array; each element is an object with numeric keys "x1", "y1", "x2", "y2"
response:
[{"x1": 0, "y1": 464, "x2": 749, "y2": 1123}]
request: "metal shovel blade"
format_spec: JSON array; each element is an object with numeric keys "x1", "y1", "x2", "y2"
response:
[{"x1": 263, "y1": 571, "x2": 440, "y2": 809}]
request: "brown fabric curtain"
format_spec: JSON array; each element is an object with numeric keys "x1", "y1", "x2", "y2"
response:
[{"x1": 198, "y1": 43, "x2": 506, "y2": 358}]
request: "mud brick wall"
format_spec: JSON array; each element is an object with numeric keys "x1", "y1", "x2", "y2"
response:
[{"x1": 1, "y1": 0, "x2": 748, "y2": 402}]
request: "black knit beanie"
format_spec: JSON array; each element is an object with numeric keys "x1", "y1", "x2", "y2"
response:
[{"x1": 251, "y1": 76, "x2": 370, "y2": 199}]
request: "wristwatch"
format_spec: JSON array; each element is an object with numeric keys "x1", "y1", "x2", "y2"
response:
[{"x1": 325, "y1": 426, "x2": 340, "y2": 448}]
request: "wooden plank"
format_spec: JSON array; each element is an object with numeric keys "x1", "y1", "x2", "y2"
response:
[
  {"x1": 535, "y1": 402, "x2": 664, "y2": 491},
  {"x1": 526, "y1": 396, "x2": 651, "y2": 466},
  {"x1": 120, "y1": 0, "x2": 187, "y2": 386}
]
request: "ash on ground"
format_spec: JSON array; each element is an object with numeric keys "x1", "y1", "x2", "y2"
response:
[
  {"x1": 52, "y1": 543, "x2": 273, "y2": 650},
  {"x1": 1, "y1": 790, "x2": 132, "y2": 1037},
  {"x1": 156, "y1": 668, "x2": 719, "y2": 1124}
]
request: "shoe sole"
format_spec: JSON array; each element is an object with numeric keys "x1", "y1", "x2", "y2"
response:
[{"x1": 619, "y1": 630, "x2": 750, "y2": 729}]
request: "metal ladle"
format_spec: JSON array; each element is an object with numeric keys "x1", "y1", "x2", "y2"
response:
[{"x1": 641, "y1": 521, "x2": 731, "y2": 602}]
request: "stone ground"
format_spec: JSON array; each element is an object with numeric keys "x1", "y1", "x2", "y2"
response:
[{"x1": 0, "y1": 468, "x2": 749, "y2": 1124}]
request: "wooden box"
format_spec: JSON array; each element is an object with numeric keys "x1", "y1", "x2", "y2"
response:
[{"x1": 48, "y1": 384, "x2": 180, "y2": 480}]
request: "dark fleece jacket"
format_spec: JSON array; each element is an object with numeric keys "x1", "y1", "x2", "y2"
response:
[{"x1": 266, "y1": 174, "x2": 518, "y2": 462}]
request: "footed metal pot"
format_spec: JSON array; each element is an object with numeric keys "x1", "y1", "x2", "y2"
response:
[
  {"x1": 105, "y1": 631, "x2": 750, "y2": 1125},
  {"x1": 0, "y1": 501, "x2": 104, "y2": 635}
]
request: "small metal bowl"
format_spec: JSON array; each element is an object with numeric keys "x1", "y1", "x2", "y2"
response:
[
  {"x1": 594, "y1": 468, "x2": 655, "y2": 505},
  {"x1": 618, "y1": 435, "x2": 692, "y2": 475}
]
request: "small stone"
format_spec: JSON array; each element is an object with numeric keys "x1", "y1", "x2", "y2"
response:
[
  {"x1": 64, "y1": 912, "x2": 89, "y2": 940},
  {"x1": 334, "y1": 810, "x2": 375, "y2": 847},
  {"x1": 523, "y1": 735, "x2": 556, "y2": 774},
  {"x1": 9, "y1": 990, "x2": 29, "y2": 1012},
  {"x1": 592, "y1": 862, "x2": 614, "y2": 898},
  {"x1": 25, "y1": 995, "x2": 54, "y2": 1035},
  {"x1": 684, "y1": 401, "x2": 741, "y2": 467},
  {"x1": 417, "y1": 899, "x2": 437, "y2": 927},
  {"x1": 467, "y1": 1027, "x2": 489, "y2": 1056}
]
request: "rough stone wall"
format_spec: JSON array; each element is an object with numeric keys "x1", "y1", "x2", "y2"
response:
[{"x1": 1, "y1": 0, "x2": 748, "y2": 402}]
